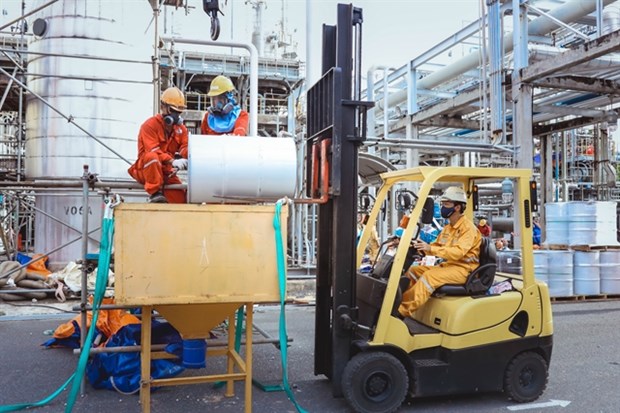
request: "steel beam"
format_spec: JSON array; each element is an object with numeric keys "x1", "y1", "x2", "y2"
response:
[
  {"x1": 534, "y1": 104, "x2": 606, "y2": 118},
  {"x1": 533, "y1": 75, "x2": 620, "y2": 95},
  {"x1": 533, "y1": 116, "x2": 596, "y2": 136},
  {"x1": 409, "y1": 88, "x2": 482, "y2": 124},
  {"x1": 417, "y1": 116, "x2": 482, "y2": 130},
  {"x1": 520, "y1": 29, "x2": 620, "y2": 82},
  {"x1": 367, "y1": 138, "x2": 512, "y2": 153}
]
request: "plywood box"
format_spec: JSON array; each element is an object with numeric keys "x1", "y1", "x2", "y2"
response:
[{"x1": 114, "y1": 203, "x2": 286, "y2": 306}]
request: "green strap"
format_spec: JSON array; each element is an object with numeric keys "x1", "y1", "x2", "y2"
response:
[
  {"x1": 0, "y1": 374, "x2": 75, "y2": 412},
  {"x1": 273, "y1": 201, "x2": 308, "y2": 413},
  {"x1": 0, "y1": 204, "x2": 115, "y2": 413},
  {"x1": 235, "y1": 307, "x2": 244, "y2": 352},
  {"x1": 64, "y1": 214, "x2": 114, "y2": 412}
]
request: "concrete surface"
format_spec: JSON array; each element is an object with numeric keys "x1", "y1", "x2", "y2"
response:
[{"x1": 1, "y1": 299, "x2": 619, "y2": 412}]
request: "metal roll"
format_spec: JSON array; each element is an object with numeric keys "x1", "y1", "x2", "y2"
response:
[{"x1": 187, "y1": 135, "x2": 297, "y2": 203}]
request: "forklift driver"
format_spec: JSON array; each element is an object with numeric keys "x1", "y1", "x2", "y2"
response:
[{"x1": 398, "y1": 186, "x2": 482, "y2": 318}]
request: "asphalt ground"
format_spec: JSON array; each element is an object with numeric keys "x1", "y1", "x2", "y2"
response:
[{"x1": 1, "y1": 299, "x2": 620, "y2": 412}]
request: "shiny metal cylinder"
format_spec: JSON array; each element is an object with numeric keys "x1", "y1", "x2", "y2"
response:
[
  {"x1": 26, "y1": 1, "x2": 152, "y2": 263},
  {"x1": 187, "y1": 135, "x2": 297, "y2": 204},
  {"x1": 25, "y1": 0, "x2": 152, "y2": 179}
]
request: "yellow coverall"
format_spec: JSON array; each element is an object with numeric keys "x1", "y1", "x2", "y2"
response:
[{"x1": 398, "y1": 215, "x2": 482, "y2": 318}]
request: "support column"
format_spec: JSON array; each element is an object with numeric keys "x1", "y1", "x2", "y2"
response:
[{"x1": 512, "y1": 0, "x2": 533, "y2": 170}]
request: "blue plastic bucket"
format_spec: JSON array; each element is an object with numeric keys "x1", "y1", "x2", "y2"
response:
[{"x1": 182, "y1": 339, "x2": 207, "y2": 369}]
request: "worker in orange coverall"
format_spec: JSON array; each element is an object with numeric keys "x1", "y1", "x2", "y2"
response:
[
  {"x1": 398, "y1": 186, "x2": 482, "y2": 318},
  {"x1": 128, "y1": 86, "x2": 189, "y2": 203},
  {"x1": 200, "y1": 75, "x2": 249, "y2": 136}
]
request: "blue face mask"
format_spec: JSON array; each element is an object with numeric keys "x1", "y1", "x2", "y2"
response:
[{"x1": 440, "y1": 205, "x2": 455, "y2": 219}]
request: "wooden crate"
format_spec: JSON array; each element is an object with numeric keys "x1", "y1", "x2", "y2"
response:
[{"x1": 114, "y1": 203, "x2": 287, "y2": 306}]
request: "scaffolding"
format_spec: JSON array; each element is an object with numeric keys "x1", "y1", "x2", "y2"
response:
[{"x1": 363, "y1": 0, "x2": 620, "y2": 232}]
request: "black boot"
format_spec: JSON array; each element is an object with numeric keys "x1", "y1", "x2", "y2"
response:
[{"x1": 148, "y1": 191, "x2": 167, "y2": 203}]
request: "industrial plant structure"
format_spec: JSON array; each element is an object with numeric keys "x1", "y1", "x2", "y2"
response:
[{"x1": 1, "y1": 0, "x2": 619, "y2": 298}]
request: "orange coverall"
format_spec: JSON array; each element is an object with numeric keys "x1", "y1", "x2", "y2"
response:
[
  {"x1": 399, "y1": 215, "x2": 482, "y2": 318},
  {"x1": 201, "y1": 110, "x2": 249, "y2": 136},
  {"x1": 127, "y1": 114, "x2": 188, "y2": 203}
]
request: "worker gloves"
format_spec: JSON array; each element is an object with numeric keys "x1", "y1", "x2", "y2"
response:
[{"x1": 172, "y1": 158, "x2": 188, "y2": 171}]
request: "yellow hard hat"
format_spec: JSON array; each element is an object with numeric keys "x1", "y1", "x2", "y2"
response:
[
  {"x1": 479, "y1": 219, "x2": 487, "y2": 226},
  {"x1": 441, "y1": 186, "x2": 468, "y2": 203},
  {"x1": 161, "y1": 87, "x2": 186, "y2": 111},
  {"x1": 207, "y1": 75, "x2": 235, "y2": 96}
]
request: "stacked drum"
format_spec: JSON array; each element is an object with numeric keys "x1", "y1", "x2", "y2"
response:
[{"x1": 537, "y1": 201, "x2": 620, "y2": 297}]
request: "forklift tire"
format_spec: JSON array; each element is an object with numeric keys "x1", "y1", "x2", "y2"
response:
[
  {"x1": 504, "y1": 351, "x2": 548, "y2": 403},
  {"x1": 342, "y1": 351, "x2": 408, "y2": 413}
]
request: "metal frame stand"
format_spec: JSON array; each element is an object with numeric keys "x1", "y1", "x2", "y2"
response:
[{"x1": 139, "y1": 303, "x2": 255, "y2": 413}]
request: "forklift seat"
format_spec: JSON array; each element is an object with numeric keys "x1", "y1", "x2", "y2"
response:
[{"x1": 433, "y1": 237, "x2": 497, "y2": 296}]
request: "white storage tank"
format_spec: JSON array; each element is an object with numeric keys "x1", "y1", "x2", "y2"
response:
[
  {"x1": 26, "y1": 1, "x2": 152, "y2": 263},
  {"x1": 573, "y1": 251, "x2": 600, "y2": 295}
]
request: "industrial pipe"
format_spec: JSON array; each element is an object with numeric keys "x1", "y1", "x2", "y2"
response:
[
  {"x1": 366, "y1": 65, "x2": 393, "y2": 137},
  {"x1": 375, "y1": 0, "x2": 616, "y2": 114},
  {"x1": 160, "y1": 36, "x2": 259, "y2": 137}
]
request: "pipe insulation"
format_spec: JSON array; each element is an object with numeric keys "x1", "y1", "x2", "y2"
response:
[
  {"x1": 375, "y1": 0, "x2": 617, "y2": 113},
  {"x1": 187, "y1": 135, "x2": 297, "y2": 203}
]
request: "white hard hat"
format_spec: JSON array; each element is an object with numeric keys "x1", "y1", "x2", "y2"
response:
[{"x1": 441, "y1": 186, "x2": 467, "y2": 203}]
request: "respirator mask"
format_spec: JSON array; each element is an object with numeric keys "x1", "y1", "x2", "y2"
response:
[
  {"x1": 164, "y1": 110, "x2": 184, "y2": 126},
  {"x1": 209, "y1": 92, "x2": 235, "y2": 115}
]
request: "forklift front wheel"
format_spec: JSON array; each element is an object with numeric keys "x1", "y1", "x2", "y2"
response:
[
  {"x1": 504, "y1": 351, "x2": 549, "y2": 403},
  {"x1": 342, "y1": 351, "x2": 408, "y2": 413}
]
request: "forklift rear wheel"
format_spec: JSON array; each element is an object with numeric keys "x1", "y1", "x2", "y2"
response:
[
  {"x1": 504, "y1": 351, "x2": 548, "y2": 402},
  {"x1": 342, "y1": 351, "x2": 408, "y2": 413}
]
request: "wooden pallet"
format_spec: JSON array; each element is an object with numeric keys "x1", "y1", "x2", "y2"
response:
[
  {"x1": 551, "y1": 294, "x2": 620, "y2": 302},
  {"x1": 543, "y1": 244, "x2": 620, "y2": 252},
  {"x1": 544, "y1": 244, "x2": 569, "y2": 250},
  {"x1": 570, "y1": 245, "x2": 620, "y2": 252}
]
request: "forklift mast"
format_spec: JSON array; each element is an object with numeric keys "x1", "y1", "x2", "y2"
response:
[{"x1": 307, "y1": 3, "x2": 372, "y2": 397}]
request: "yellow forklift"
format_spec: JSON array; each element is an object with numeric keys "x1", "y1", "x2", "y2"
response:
[
  {"x1": 350, "y1": 167, "x2": 553, "y2": 412},
  {"x1": 307, "y1": 5, "x2": 552, "y2": 412}
]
